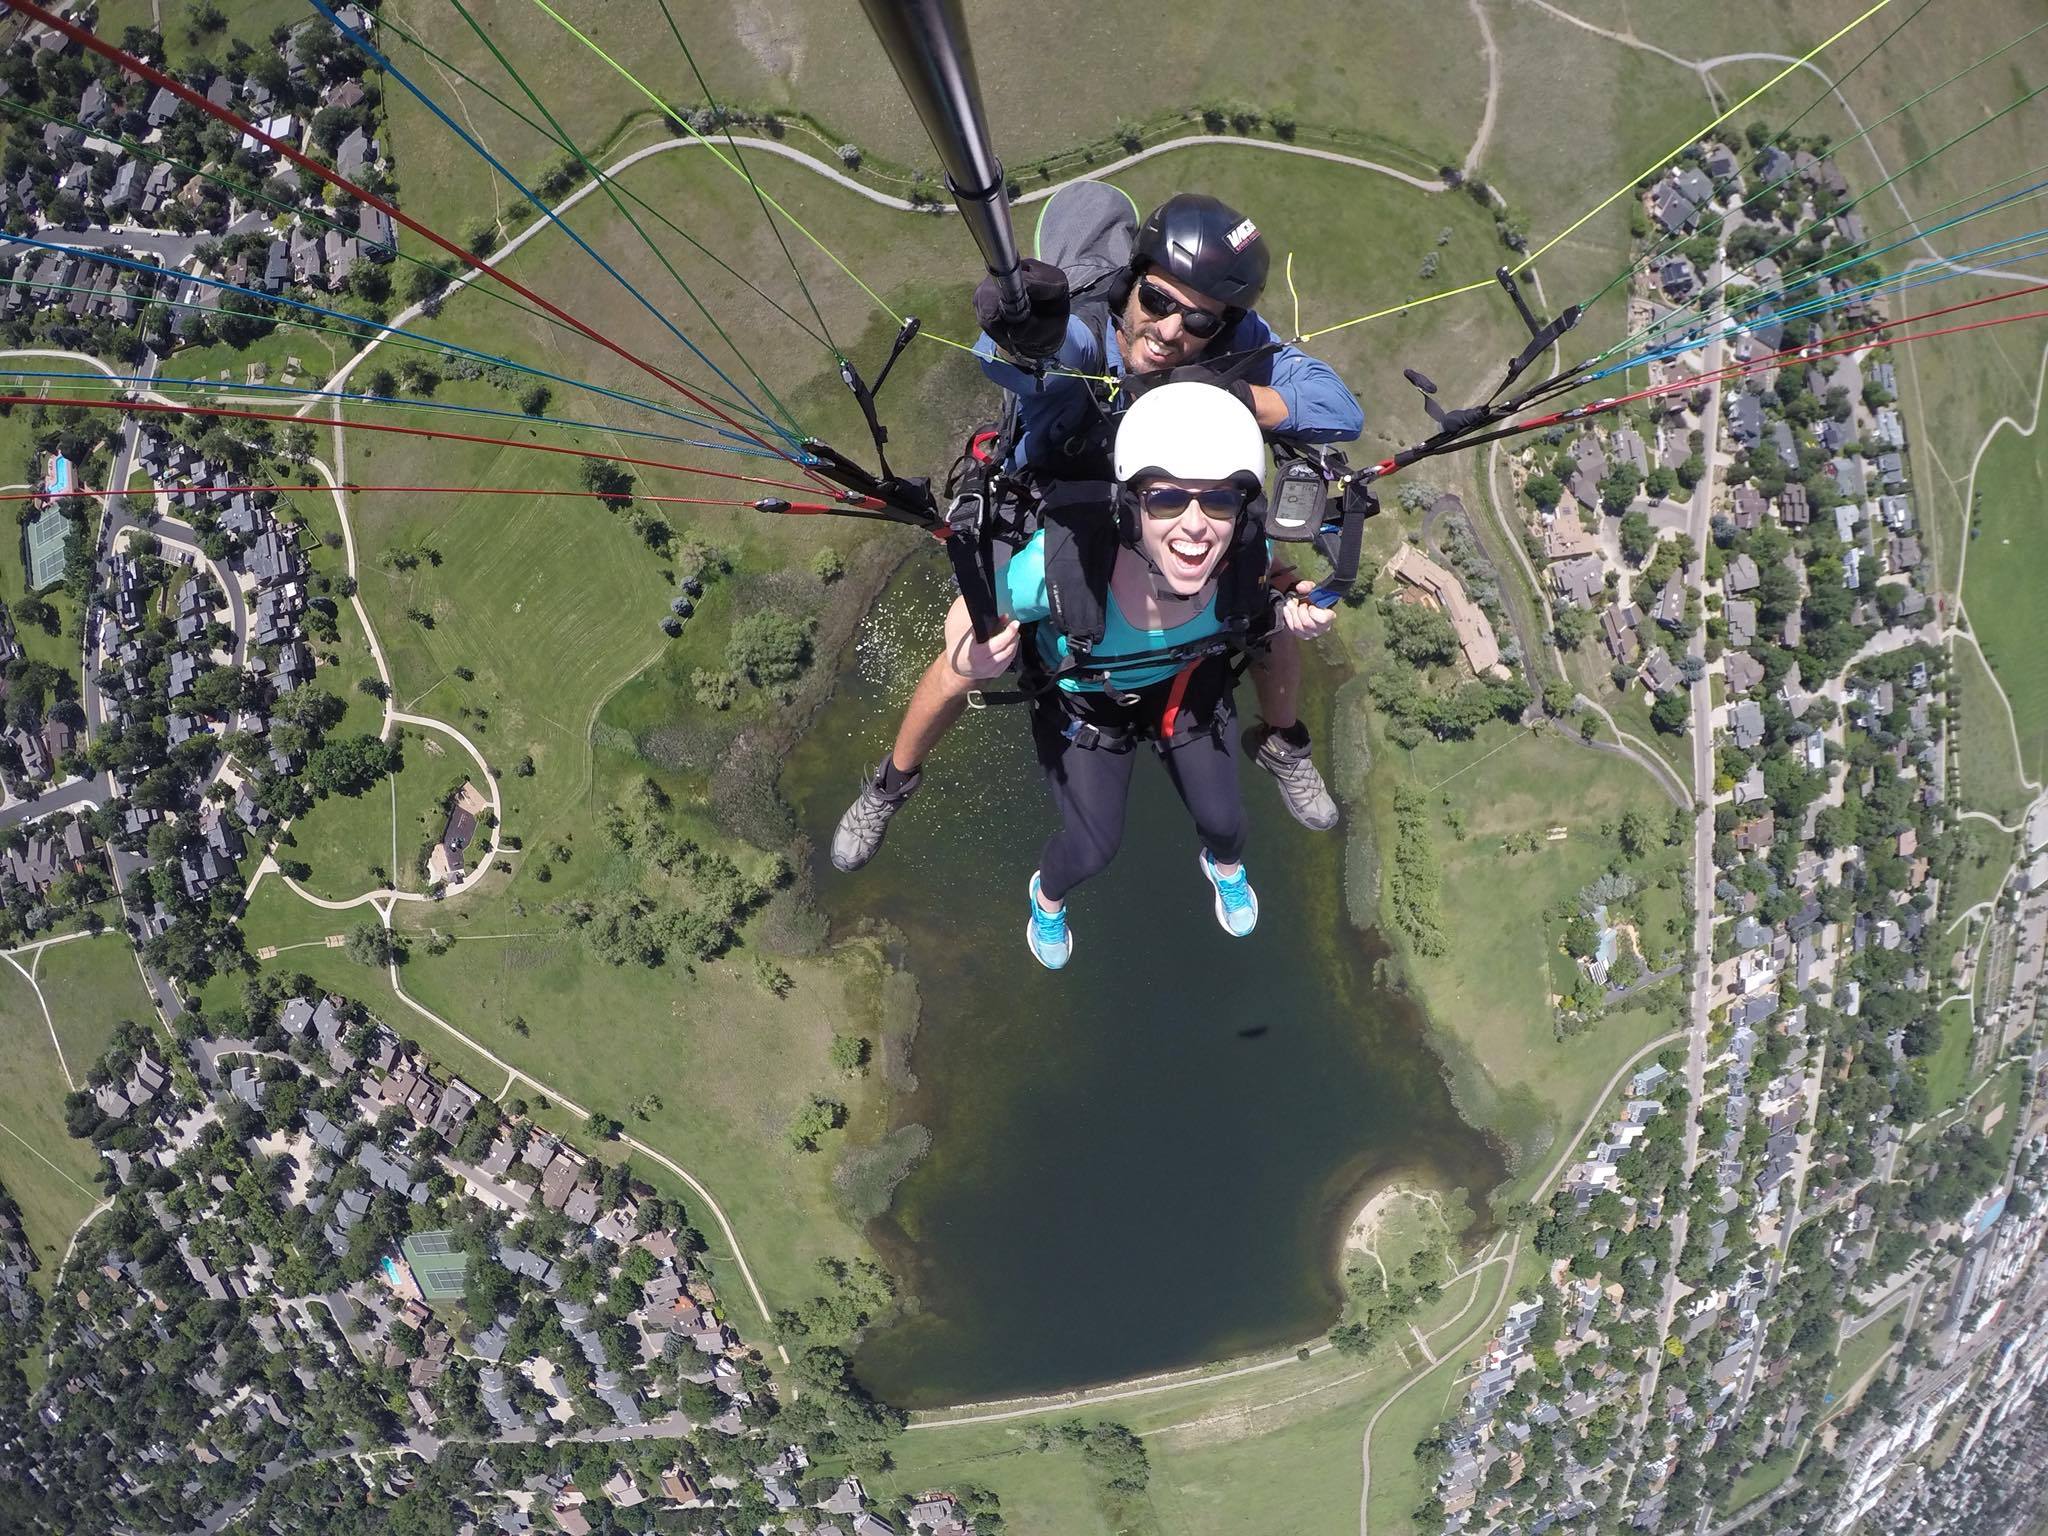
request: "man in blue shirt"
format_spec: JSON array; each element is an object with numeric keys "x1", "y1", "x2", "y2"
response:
[{"x1": 831, "y1": 188, "x2": 1364, "y2": 874}]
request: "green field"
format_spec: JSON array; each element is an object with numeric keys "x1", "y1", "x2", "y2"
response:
[
  {"x1": 883, "y1": 1244, "x2": 1521, "y2": 1536},
  {"x1": 34, "y1": 934, "x2": 154, "y2": 1075},
  {"x1": 91, "y1": 0, "x2": 311, "y2": 71},
  {"x1": 377, "y1": 0, "x2": 1490, "y2": 249},
  {"x1": 283, "y1": 722, "x2": 475, "y2": 900},
  {"x1": 1722, "y1": 1451, "x2": 1799, "y2": 1519},
  {"x1": 0, "y1": 960, "x2": 103, "y2": 1295},
  {"x1": 1953, "y1": 638, "x2": 2036, "y2": 827},
  {"x1": 1355, "y1": 692, "x2": 1688, "y2": 1185},
  {"x1": 1823, "y1": 1316, "x2": 1898, "y2": 1417},
  {"x1": 1925, "y1": 998, "x2": 1978, "y2": 1115},
  {"x1": 1965, "y1": 428, "x2": 2048, "y2": 785}
]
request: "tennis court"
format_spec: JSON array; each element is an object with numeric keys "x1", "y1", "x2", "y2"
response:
[
  {"x1": 399, "y1": 1229, "x2": 468, "y2": 1301},
  {"x1": 23, "y1": 505, "x2": 68, "y2": 590}
]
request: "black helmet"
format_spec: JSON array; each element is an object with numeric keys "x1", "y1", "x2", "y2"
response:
[{"x1": 1131, "y1": 193, "x2": 1269, "y2": 314}]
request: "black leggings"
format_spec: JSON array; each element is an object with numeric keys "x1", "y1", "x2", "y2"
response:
[{"x1": 1033, "y1": 709, "x2": 1247, "y2": 903}]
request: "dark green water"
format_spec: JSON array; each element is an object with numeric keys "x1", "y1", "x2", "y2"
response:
[{"x1": 782, "y1": 554, "x2": 1507, "y2": 1409}]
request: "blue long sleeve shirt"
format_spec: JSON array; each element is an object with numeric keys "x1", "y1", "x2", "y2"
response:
[{"x1": 975, "y1": 307, "x2": 1364, "y2": 470}]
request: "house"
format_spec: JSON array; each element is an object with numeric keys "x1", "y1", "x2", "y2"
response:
[
  {"x1": 1727, "y1": 391, "x2": 1763, "y2": 447},
  {"x1": 1383, "y1": 538, "x2": 1503, "y2": 674},
  {"x1": 1654, "y1": 572, "x2": 1687, "y2": 630},
  {"x1": 1640, "y1": 647, "x2": 1679, "y2": 694},
  {"x1": 1723, "y1": 553, "x2": 1759, "y2": 595},
  {"x1": 1649, "y1": 182, "x2": 1698, "y2": 236},
  {"x1": 1777, "y1": 482, "x2": 1810, "y2": 526},
  {"x1": 1724, "y1": 651, "x2": 1765, "y2": 693},
  {"x1": 1550, "y1": 554, "x2": 1604, "y2": 610},
  {"x1": 1543, "y1": 512, "x2": 1600, "y2": 561},
  {"x1": 335, "y1": 128, "x2": 375, "y2": 181},
  {"x1": 1602, "y1": 602, "x2": 1643, "y2": 664},
  {"x1": 1731, "y1": 484, "x2": 1767, "y2": 530},
  {"x1": 1728, "y1": 700, "x2": 1765, "y2": 750},
  {"x1": 1769, "y1": 420, "x2": 1797, "y2": 469},
  {"x1": 1660, "y1": 255, "x2": 1698, "y2": 301},
  {"x1": 1725, "y1": 598, "x2": 1757, "y2": 649},
  {"x1": 146, "y1": 86, "x2": 180, "y2": 128},
  {"x1": 1611, "y1": 426, "x2": 1649, "y2": 477},
  {"x1": 427, "y1": 781, "x2": 492, "y2": 885}
]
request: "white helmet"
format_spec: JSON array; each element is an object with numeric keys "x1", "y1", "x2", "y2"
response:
[{"x1": 1112, "y1": 380, "x2": 1267, "y2": 487}]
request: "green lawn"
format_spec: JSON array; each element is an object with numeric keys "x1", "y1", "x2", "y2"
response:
[
  {"x1": 1985, "y1": 1062, "x2": 2026, "y2": 1170},
  {"x1": 1924, "y1": 998, "x2": 1977, "y2": 1115},
  {"x1": 0, "y1": 961, "x2": 103, "y2": 1295},
  {"x1": 1965, "y1": 427, "x2": 2048, "y2": 784},
  {"x1": 885, "y1": 1253, "x2": 1509, "y2": 1536},
  {"x1": 34, "y1": 934, "x2": 154, "y2": 1077},
  {"x1": 92, "y1": 0, "x2": 311, "y2": 72},
  {"x1": 1823, "y1": 1316, "x2": 1898, "y2": 1416},
  {"x1": 1354, "y1": 690, "x2": 1688, "y2": 1186},
  {"x1": 1952, "y1": 638, "x2": 2036, "y2": 827},
  {"x1": 167, "y1": 316, "x2": 358, "y2": 400},
  {"x1": 1722, "y1": 1451, "x2": 1799, "y2": 1518},
  {"x1": 377, "y1": 0, "x2": 1489, "y2": 248},
  {"x1": 282, "y1": 722, "x2": 473, "y2": 900}
]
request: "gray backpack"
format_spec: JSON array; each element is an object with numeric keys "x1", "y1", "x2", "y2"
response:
[{"x1": 1031, "y1": 179, "x2": 1139, "y2": 351}]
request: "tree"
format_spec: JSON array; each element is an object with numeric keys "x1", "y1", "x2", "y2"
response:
[
  {"x1": 342, "y1": 924, "x2": 395, "y2": 966},
  {"x1": 828, "y1": 1034, "x2": 870, "y2": 1075},
  {"x1": 1554, "y1": 603, "x2": 1591, "y2": 651},
  {"x1": 518, "y1": 384, "x2": 551, "y2": 418},
  {"x1": 1523, "y1": 472, "x2": 1562, "y2": 510},
  {"x1": 787, "y1": 1096, "x2": 847, "y2": 1151},
  {"x1": 810, "y1": 545, "x2": 844, "y2": 583},
  {"x1": 306, "y1": 734, "x2": 398, "y2": 796},
  {"x1": 1598, "y1": 462, "x2": 1642, "y2": 514},
  {"x1": 1619, "y1": 508, "x2": 1656, "y2": 564},
  {"x1": 1651, "y1": 690, "x2": 1690, "y2": 734},
  {"x1": 1645, "y1": 464, "x2": 1677, "y2": 501},
  {"x1": 579, "y1": 458, "x2": 634, "y2": 510},
  {"x1": 1617, "y1": 808, "x2": 1655, "y2": 859},
  {"x1": 1383, "y1": 601, "x2": 1459, "y2": 667},
  {"x1": 727, "y1": 610, "x2": 814, "y2": 687}
]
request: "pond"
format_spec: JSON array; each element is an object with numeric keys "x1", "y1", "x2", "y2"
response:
[{"x1": 782, "y1": 553, "x2": 1507, "y2": 1408}]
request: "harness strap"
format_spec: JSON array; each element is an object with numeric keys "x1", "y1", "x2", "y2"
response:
[{"x1": 1159, "y1": 658, "x2": 1201, "y2": 740}]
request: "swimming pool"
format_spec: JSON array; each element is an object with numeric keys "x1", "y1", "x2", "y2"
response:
[
  {"x1": 380, "y1": 1255, "x2": 402, "y2": 1285},
  {"x1": 49, "y1": 455, "x2": 70, "y2": 495}
]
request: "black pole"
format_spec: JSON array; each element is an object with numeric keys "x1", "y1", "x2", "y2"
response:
[{"x1": 857, "y1": 0, "x2": 1029, "y2": 322}]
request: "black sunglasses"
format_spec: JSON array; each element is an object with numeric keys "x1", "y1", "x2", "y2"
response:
[
  {"x1": 1137, "y1": 484, "x2": 1248, "y2": 520},
  {"x1": 1135, "y1": 278, "x2": 1231, "y2": 339}
]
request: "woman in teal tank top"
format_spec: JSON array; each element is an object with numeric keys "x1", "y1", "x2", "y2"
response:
[{"x1": 939, "y1": 383, "x2": 1337, "y2": 970}]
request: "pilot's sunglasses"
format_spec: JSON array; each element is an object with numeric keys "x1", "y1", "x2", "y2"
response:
[
  {"x1": 1138, "y1": 485, "x2": 1248, "y2": 519},
  {"x1": 1136, "y1": 279, "x2": 1229, "y2": 339}
]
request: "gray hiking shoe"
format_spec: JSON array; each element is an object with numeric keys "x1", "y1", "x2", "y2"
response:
[
  {"x1": 830, "y1": 759, "x2": 921, "y2": 872},
  {"x1": 1247, "y1": 726, "x2": 1338, "y2": 831}
]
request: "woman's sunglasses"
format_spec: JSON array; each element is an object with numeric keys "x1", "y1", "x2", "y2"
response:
[
  {"x1": 1135, "y1": 279, "x2": 1231, "y2": 339},
  {"x1": 1138, "y1": 485, "x2": 1249, "y2": 520}
]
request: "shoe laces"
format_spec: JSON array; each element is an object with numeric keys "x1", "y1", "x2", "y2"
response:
[
  {"x1": 1212, "y1": 859, "x2": 1253, "y2": 911},
  {"x1": 1032, "y1": 898, "x2": 1067, "y2": 941},
  {"x1": 843, "y1": 785, "x2": 898, "y2": 837}
]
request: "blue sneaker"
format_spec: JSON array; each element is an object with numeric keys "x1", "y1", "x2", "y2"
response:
[
  {"x1": 1200, "y1": 850, "x2": 1259, "y2": 937},
  {"x1": 1026, "y1": 872, "x2": 1073, "y2": 970}
]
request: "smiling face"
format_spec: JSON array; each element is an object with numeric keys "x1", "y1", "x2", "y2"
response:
[
  {"x1": 1118, "y1": 270, "x2": 1227, "y2": 376},
  {"x1": 1131, "y1": 476, "x2": 1243, "y2": 595}
]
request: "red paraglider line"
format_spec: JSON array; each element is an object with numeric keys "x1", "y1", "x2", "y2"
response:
[
  {"x1": 1, "y1": 0, "x2": 836, "y2": 488},
  {"x1": 0, "y1": 394, "x2": 828, "y2": 495}
]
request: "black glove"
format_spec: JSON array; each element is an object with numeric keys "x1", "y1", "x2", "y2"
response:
[
  {"x1": 975, "y1": 258, "x2": 1070, "y2": 361},
  {"x1": 1124, "y1": 362, "x2": 1258, "y2": 414}
]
